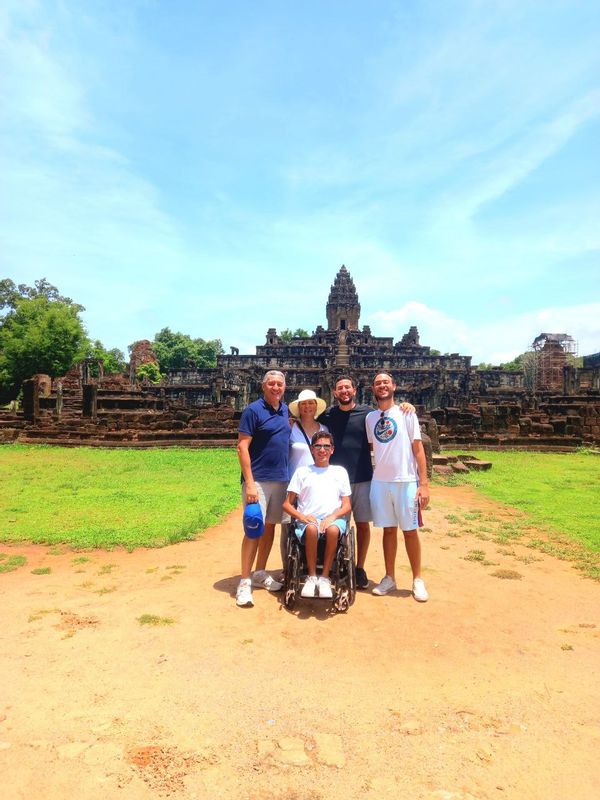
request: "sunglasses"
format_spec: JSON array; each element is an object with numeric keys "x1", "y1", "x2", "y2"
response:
[{"x1": 312, "y1": 444, "x2": 332, "y2": 450}]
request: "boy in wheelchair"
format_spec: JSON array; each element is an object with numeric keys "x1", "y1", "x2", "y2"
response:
[{"x1": 282, "y1": 431, "x2": 352, "y2": 599}]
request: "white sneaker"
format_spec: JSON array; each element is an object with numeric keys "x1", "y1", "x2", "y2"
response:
[
  {"x1": 372, "y1": 575, "x2": 397, "y2": 596},
  {"x1": 317, "y1": 576, "x2": 333, "y2": 599},
  {"x1": 252, "y1": 570, "x2": 283, "y2": 592},
  {"x1": 236, "y1": 578, "x2": 253, "y2": 607},
  {"x1": 301, "y1": 575, "x2": 318, "y2": 598},
  {"x1": 412, "y1": 577, "x2": 429, "y2": 602}
]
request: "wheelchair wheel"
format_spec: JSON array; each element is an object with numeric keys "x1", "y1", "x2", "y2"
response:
[
  {"x1": 346, "y1": 524, "x2": 356, "y2": 606},
  {"x1": 284, "y1": 531, "x2": 301, "y2": 610},
  {"x1": 333, "y1": 525, "x2": 356, "y2": 613}
]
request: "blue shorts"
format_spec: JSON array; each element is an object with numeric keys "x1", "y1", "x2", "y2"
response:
[
  {"x1": 294, "y1": 518, "x2": 347, "y2": 540},
  {"x1": 370, "y1": 481, "x2": 419, "y2": 531}
]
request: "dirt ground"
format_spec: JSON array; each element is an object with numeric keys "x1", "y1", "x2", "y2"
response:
[{"x1": 1, "y1": 484, "x2": 598, "y2": 800}]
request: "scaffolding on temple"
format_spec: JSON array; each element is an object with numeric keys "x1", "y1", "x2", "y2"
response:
[{"x1": 530, "y1": 333, "x2": 578, "y2": 392}]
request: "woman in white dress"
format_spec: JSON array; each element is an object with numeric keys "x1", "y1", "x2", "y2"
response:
[
  {"x1": 288, "y1": 389, "x2": 329, "y2": 478},
  {"x1": 280, "y1": 389, "x2": 328, "y2": 565}
]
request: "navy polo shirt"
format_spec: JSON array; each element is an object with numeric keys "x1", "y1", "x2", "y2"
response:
[{"x1": 239, "y1": 398, "x2": 290, "y2": 482}]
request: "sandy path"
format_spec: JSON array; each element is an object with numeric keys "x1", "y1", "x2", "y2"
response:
[{"x1": 1, "y1": 485, "x2": 598, "y2": 800}]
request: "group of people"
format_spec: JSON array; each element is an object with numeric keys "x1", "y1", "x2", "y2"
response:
[{"x1": 235, "y1": 370, "x2": 430, "y2": 608}]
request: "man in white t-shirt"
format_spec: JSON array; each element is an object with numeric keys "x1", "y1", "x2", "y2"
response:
[
  {"x1": 365, "y1": 373, "x2": 430, "y2": 602},
  {"x1": 283, "y1": 431, "x2": 352, "y2": 599}
]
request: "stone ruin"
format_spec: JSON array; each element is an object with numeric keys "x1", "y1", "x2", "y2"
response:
[
  {"x1": 1, "y1": 265, "x2": 599, "y2": 451},
  {"x1": 128, "y1": 338, "x2": 160, "y2": 382}
]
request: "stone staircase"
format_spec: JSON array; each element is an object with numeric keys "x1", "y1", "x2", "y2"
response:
[
  {"x1": 0, "y1": 410, "x2": 26, "y2": 443},
  {"x1": 10, "y1": 386, "x2": 239, "y2": 448},
  {"x1": 335, "y1": 338, "x2": 349, "y2": 367}
]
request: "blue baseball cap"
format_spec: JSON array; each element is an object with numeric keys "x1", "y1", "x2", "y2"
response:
[{"x1": 243, "y1": 502, "x2": 264, "y2": 539}]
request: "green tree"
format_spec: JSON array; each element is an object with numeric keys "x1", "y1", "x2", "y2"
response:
[
  {"x1": 1, "y1": 277, "x2": 82, "y2": 312},
  {"x1": 136, "y1": 363, "x2": 162, "y2": 384},
  {"x1": 152, "y1": 327, "x2": 223, "y2": 371},
  {"x1": 499, "y1": 353, "x2": 525, "y2": 371},
  {"x1": 476, "y1": 353, "x2": 529, "y2": 372},
  {"x1": 0, "y1": 296, "x2": 88, "y2": 401},
  {"x1": 280, "y1": 328, "x2": 310, "y2": 342},
  {"x1": 85, "y1": 340, "x2": 126, "y2": 375}
]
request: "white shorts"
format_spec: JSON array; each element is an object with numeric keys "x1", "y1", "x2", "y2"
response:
[
  {"x1": 242, "y1": 481, "x2": 287, "y2": 524},
  {"x1": 370, "y1": 480, "x2": 419, "y2": 531}
]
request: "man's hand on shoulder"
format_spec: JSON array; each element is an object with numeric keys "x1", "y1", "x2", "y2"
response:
[{"x1": 399, "y1": 402, "x2": 416, "y2": 414}]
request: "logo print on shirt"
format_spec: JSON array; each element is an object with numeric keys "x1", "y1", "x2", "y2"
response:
[{"x1": 374, "y1": 415, "x2": 397, "y2": 443}]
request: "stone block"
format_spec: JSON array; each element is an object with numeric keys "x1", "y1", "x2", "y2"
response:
[
  {"x1": 465, "y1": 459, "x2": 492, "y2": 471},
  {"x1": 433, "y1": 465, "x2": 454, "y2": 476}
]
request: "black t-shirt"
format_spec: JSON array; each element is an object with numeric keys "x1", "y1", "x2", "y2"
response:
[{"x1": 318, "y1": 404, "x2": 374, "y2": 483}]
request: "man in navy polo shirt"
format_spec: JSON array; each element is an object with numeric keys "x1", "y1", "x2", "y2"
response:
[{"x1": 236, "y1": 370, "x2": 290, "y2": 607}]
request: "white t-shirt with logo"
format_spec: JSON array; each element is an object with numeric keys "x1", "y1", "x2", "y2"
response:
[
  {"x1": 365, "y1": 405, "x2": 421, "y2": 482},
  {"x1": 287, "y1": 464, "x2": 351, "y2": 518}
]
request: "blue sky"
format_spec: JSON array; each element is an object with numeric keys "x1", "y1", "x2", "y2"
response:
[{"x1": 1, "y1": 0, "x2": 599, "y2": 364}]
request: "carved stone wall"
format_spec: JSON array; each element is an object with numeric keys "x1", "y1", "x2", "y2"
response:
[{"x1": 5, "y1": 265, "x2": 600, "y2": 449}]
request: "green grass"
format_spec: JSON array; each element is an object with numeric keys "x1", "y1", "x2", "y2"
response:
[
  {"x1": 464, "y1": 549, "x2": 486, "y2": 562},
  {"x1": 137, "y1": 614, "x2": 175, "y2": 626},
  {"x1": 444, "y1": 450, "x2": 600, "y2": 552},
  {"x1": 0, "y1": 444, "x2": 240, "y2": 549},
  {"x1": 439, "y1": 450, "x2": 600, "y2": 579},
  {"x1": 0, "y1": 553, "x2": 27, "y2": 573},
  {"x1": 491, "y1": 569, "x2": 523, "y2": 580}
]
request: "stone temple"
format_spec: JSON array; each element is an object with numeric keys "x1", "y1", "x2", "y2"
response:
[
  {"x1": 169, "y1": 265, "x2": 475, "y2": 409},
  {"x1": 3, "y1": 266, "x2": 600, "y2": 450}
]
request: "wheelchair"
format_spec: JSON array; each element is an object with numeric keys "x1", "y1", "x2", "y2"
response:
[{"x1": 283, "y1": 520, "x2": 357, "y2": 613}]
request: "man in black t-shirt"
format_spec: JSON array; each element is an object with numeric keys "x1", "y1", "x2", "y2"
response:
[
  {"x1": 318, "y1": 376, "x2": 375, "y2": 589},
  {"x1": 319, "y1": 375, "x2": 413, "y2": 590}
]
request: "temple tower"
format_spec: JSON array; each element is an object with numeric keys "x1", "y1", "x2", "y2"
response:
[{"x1": 326, "y1": 265, "x2": 360, "y2": 331}]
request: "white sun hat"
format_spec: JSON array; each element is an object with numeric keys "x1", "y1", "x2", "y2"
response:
[{"x1": 288, "y1": 389, "x2": 327, "y2": 419}]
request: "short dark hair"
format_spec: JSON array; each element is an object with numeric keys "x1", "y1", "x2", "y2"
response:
[
  {"x1": 334, "y1": 374, "x2": 356, "y2": 388},
  {"x1": 311, "y1": 431, "x2": 334, "y2": 446},
  {"x1": 373, "y1": 372, "x2": 395, "y2": 385}
]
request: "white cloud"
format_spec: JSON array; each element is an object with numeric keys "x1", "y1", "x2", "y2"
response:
[
  {"x1": 0, "y1": 2, "x2": 194, "y2": 353},
  {"x1": 0, "y1": 3, "x2": 89, "y2": 141},
  {"x1": 1, "y1": 0, "x2": 598, "y2": 364},
  {"x1": 439, "y1": 91, "x2": 600, "y2": 224},
  {"x1": 369, "y1": 301, "x2": 600, "y2": 363}
]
